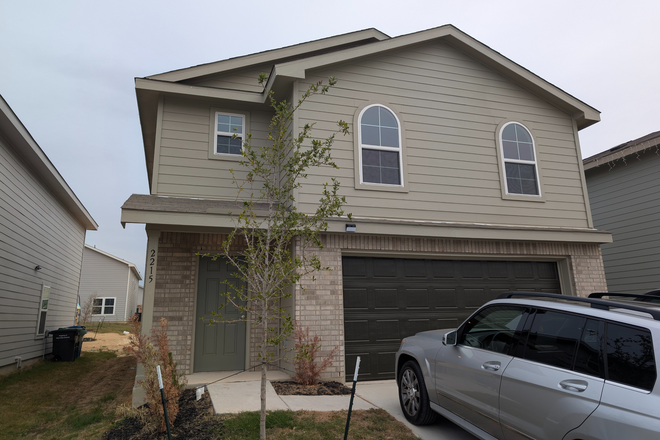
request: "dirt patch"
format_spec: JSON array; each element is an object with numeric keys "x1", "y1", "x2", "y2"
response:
[
  {"x1": 271, "y1": 380, "x2": 352, "y2": 395},
  {"x1": 82, "y1": 332, "x2": 131, "y2": 355},
  {"x1": 103, "y1": 389, "x2": 217, "y2": 440}
]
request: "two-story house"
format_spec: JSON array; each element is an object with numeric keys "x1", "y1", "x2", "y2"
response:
[
  {"x1": 121, "y1": 26, "x2": 611, "y2": 387},
  {"x1": 1, "y1": 95, "x2": 97, "y2": 374}
]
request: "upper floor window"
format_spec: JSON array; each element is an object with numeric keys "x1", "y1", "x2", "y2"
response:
[
  {"x1": 215, "y1": 112, "x2": 244, "y2": 155},
  {"x1": 359, "y1": 105, "x2": 403, "y2": 186},
  {"x1": 500, "y1": 122, "x2": 540, "y2": 196}
]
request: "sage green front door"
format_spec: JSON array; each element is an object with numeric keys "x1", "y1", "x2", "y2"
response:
[{"x1": 194, "y1": 256, "x2": 246, "y2": 372}]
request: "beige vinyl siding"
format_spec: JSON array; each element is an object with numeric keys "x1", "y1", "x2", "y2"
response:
[
  {"x1": 78, "y1": 248, "x2": 130, "y2": 322},
  {"x1": 0, "y1": 136, "x2": 85, "y2": 368},
  {"x1": 586, "y1": 150, "x2": 660, "y2": 293},
  {"x1": 181, "y1": 67, "x2": 268, "y2": 93},
  {"x1": 294, "y1": 41, "x2": 590, "y2": 229},
  {"x1": 155, "y1": 97, "x2": 273, "y2": 199}
]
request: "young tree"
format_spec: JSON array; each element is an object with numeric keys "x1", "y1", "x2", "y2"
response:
[{"x1": 206, "y1": 76, "x2": 350, "y2": 440}]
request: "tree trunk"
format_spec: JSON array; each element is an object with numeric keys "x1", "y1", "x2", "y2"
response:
[{"x1": 260, "y1": 324, "x2": 267, "y2": 440}]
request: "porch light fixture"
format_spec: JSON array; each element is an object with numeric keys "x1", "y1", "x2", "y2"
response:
[{"x1": 345, "y1": 224, "x2": 357, "y2": 232}]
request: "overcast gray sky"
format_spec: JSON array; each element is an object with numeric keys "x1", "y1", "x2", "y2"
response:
[{"x1": 2, "y1": 0, "x2": 658, "y2": 281}]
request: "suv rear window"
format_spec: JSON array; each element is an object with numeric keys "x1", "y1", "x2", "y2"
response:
[{"x1": 606, "y1": 323, "x2": 656, "y2": 391}]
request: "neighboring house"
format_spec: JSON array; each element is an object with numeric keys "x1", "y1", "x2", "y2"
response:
[
  {"x1": 121, "y1": 25, "x2": 612, "y2": 386},
  {"x1": 137, "y1": 285, "x2": 144, "y2": 314},
  {"x1": 584, "y1": 131, "x2": 660, "y2": 294},
  {"x1": 0, "y1": 95, "x2": 97, "y2": 375},
  {"x1": 78, "y1": 245, "x2": 143, "y2": 322}
]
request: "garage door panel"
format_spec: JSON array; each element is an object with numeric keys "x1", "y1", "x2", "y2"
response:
[
  {"x1": 373, "y1": 258, "x2": 397, "y2": 277},
  {"x1": 374, "y1": 289, "x2": 398, "y2": 309},
  {"x1": 345, "y1": 320, "x2": 369, "y2": 342},
  {"x1": 344, "y1": 288, "x2": 368, "y2": 309},
  {"x1": 343, "y1": 257, "x2": 561, "y2": 381}
]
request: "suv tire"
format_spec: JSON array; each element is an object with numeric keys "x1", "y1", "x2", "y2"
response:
[{"x1": 398, "y1": 360, "x2": 438, "y2": 425}]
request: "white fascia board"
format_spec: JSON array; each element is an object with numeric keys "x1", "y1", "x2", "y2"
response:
[
  {"x1": 324, "y1": 217, "x2": 613, "y2": 244},
  {"x1": 147, "y1": 29, "x2": 390, "y2": 82}
]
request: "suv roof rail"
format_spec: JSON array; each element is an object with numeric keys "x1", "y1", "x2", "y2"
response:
[{"x1": 497, "y1": 291, "x2": 660, "y2": 321}]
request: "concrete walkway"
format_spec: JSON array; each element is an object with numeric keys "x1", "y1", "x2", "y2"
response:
[{"x1": 198, "y1": 372, "x2": 478, "y2": 440}]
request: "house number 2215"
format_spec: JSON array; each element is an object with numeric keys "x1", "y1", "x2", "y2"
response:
[{"x1": 148, "y1": 249, "x2": 156, "y2": 283}]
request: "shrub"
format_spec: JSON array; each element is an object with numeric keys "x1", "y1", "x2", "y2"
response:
[
  {"x1": 79, "y1": 294, "x2": 97, "y2": 325},
  {"x1": 293, "y1": 323, "x2": 338, "y2": 386},
  {"x1": 124, "y1": 316, "x2": 187, "y2": 433}
]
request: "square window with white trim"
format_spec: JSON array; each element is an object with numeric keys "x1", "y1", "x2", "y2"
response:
[
  {"x1": 92, "y1": 297, "x2": 116, "y2": 316},
  {"x1": 214, "y1": 112, "x2": 244, "y2": 155}
]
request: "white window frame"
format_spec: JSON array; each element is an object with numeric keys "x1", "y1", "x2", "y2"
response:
[
  {"x1": 213, "y1": 111, "x2": 245, "y2": 156},
  {"x1": 92, "y1": 297, "x2": 116, "y2": 316},
  {"x1": 497, "y1": 121, "x2": 544, "y2": 201},
  {"x1": 358, "y1": 104, "x2": 405, "y2": 188},
  {"x1": 35, "y1": 284, "x2": 50, "y2": 338}
]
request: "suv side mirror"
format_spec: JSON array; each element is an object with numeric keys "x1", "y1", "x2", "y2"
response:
[{"x1": 443, "y1": 330, "x2": 457, "y2": 346}]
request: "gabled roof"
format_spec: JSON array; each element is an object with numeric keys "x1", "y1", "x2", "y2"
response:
[
  {"x1": 583, "y1": 130, "x2": 660, "y2": 171},
  {"x1": 0, "y1": 95, "x2": 98, "y2": 230},
  {"x1": 137, "y1": 25, "x2": 599, "y2": 128},
  {"x1": 84, "y1": 244, "x2": 142, "y2": 280}
]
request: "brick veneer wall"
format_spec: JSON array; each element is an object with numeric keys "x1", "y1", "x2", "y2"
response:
[{"x1": 153, "y1": 231, "x2": 606, "y2": 377}]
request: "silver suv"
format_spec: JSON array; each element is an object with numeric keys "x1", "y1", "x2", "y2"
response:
[{"x1": 395, "y1": 292, "x2": 660, "y2": 439}]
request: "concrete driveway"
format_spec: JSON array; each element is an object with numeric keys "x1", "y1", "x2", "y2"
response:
[{"x1": 355, "y1": 380, "x2": 478, "y2": 440}]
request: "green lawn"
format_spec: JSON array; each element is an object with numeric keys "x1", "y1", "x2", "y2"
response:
[
  {"x1": 1, "y1": 351, "x2": 418, "y2": 439},
  {"x1": 0, "y1": 352, "x2": 135, "y2": 440}
]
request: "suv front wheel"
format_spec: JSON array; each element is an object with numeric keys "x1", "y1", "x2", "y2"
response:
[{"x1": 398, "y1": 360, "x2": 437, "y2": 425}]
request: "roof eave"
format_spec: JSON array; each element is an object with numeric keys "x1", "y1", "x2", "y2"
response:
[
  {"x1": 273, "y1": 25, "x2": 600, "y2": 129},
  {"x1": 147, "y1": 28, "x2": 390, "y2": 82},
  {"x1": 0, "y1": 96, "x2": 98, "y2": 230}
]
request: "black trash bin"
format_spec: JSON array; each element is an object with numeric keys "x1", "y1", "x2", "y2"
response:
[
  {"x1": 64, "y1": 326, "x2": 86, "y2": 359},
  {"x1": 50, "y1": 328, "x2": 81, "y2": 362}
]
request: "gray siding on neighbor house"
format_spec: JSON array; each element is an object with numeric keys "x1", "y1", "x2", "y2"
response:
[
  {"x1": 154, "y1": 97, "x2": 273, "y2": 199},
  {"x1": 78, "y1": 248, "x2": 131, "y2": 322},
  {"x1": 586, "y1": 150, "x2": 660, "y2": 293},
  {"x1": 295, "y1": 41, "x2": 590, "y2": 229},
  {"x1": 126, "y1": 271, "x2": 139, "y2": 318},
  {"x1": 0, "y1": 135, "x2": 86, "y2": 368}
]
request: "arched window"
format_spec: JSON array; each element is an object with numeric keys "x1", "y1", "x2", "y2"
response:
[
  {"x1": 359, "y1": 105, "x2": 403, "y2": 186},
  {"x1": 500, "y1": 122, "x2": 540, "y2": 196}
]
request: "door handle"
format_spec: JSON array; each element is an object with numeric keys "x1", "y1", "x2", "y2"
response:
[
  {"x1": 560, "y1": 380, "x2": 588, "y2": 392},
  {"x1": 482, "y1": 361, "x2": 501, "y2": 371}
]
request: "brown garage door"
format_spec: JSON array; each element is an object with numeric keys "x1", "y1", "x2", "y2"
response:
[{"x1": 343, "y1": 257, "x2": 561, "y2": 381}]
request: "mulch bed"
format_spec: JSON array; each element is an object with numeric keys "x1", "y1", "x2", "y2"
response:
[
  {"x1": 104, "y1": 389, "x2": 217, "y2": 440},
  {"x1": 103, "y1": 381, "x2": 352, "y2": 439},
  {"x1": 271, "y1": 380, "x2": 352, "y2": 395}
]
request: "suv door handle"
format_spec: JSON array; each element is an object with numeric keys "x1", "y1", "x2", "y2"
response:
[
  {"x1": 482, "y1": 361, "x2": 501, "y2": 371},
  {"x1": 560, "y1": 380, "x2": 588, "y2": 392}
]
